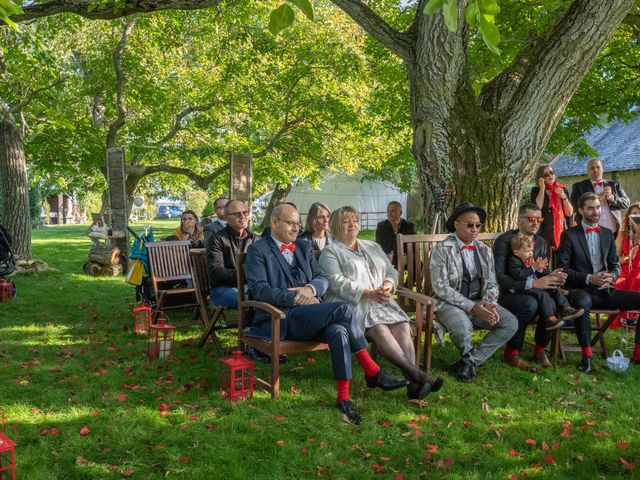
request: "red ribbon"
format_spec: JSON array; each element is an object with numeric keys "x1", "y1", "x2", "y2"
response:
[
  {"x1": 281, "y1": 243, "x2": 296, "y2": 253},
  {"x1": 460, "y1": 245, "x2": 475, "y2": 251},
  {"x1": 586, "y1": 226, "x2": 601, "y2": 234}
]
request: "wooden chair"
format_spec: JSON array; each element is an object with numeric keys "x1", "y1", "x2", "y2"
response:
[
  {"x1": 190, "y1": 248, "x2": 237, "y2": 355},
  {"x1": 396, "y1": 233, "x2": 501, "y2": 372},
  {"x1": 146, "y1": 240, "x2": 198, "y2": 322},
  {"x1": 236, "y1": 252, "x2": 330, "y2": 400}
]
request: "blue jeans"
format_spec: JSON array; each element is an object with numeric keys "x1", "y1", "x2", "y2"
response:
[{"x1": 210, "y1": 286, "x2": 242, "y2": 308}]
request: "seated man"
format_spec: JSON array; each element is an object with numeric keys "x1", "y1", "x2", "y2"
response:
[
  {"x1": 430, "y1": 203, "x2": 518, "y2": 381},
  {"x1": 206, "y1": 200, "x2": 259, "y2": 308},
  {"x1": 557, "y1": 192, "x2": 640, "y2": 373},
  {"x1": 203, "y1": 197, "x2": 229, "y2": 245},
  {"x1": 493, "y1": 204, "x2": 569, "y2": 371},
  {"x1": 245, "y1": 204, "x2": 406, "y2": 424}
]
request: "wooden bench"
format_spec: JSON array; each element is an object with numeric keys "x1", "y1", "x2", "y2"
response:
[
  {"x1": 396, "y1": 233, "x2": 502, "y2": 372},
  {"x1": 190, "y1": 248, "x2": 237, "y2": 355}
]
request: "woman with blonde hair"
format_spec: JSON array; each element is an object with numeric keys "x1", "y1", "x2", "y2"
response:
[
  {"x1": 319, "y1": 206, "x2": 443, "y2": 400},
  {"x1": 172, "y1": 210, "x2": 204, "y2": 248}
]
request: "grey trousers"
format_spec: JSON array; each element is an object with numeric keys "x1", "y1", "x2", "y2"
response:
[{"x1": 436, "y1": 303, "x2": 518, "y2": 367}]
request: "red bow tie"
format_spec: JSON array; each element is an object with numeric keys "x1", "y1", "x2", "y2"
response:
[
  {"x1": 593, "y1": 181, "x2": 603, "y2": 187},
  {"x1": 524, "y1": 259, "x2": 532, "y2": 267},
  {"x1": 281, "y1": 243, "x2": 296, "y2": 253},
  {"x1": 586, "y1": 226, "x2": 601, "y2": 234},
  {"x1": 460, "y1": 245, "x2": 475, "y2": 251}
]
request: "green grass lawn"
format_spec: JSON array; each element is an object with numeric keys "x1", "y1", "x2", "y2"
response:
[{"x1": 0, "y1": 223, "x2": 638, "y2": 479}]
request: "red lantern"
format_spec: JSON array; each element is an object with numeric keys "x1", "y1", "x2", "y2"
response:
[
  {"x1": 132, "y1": 303, "x2": 152, "y2": 334},
  {"x1": 0, "y1": 280, "x2": 13, "y2": 303},
  {"x1": 220, "y1": 351, "x2": 254, "y2": 401},
  {"x1": 147, "y1": 313, "x2": 176, "y2": 360},
  {"x1": 0, "y1": 421, "x2": 16, "y2": 480}
]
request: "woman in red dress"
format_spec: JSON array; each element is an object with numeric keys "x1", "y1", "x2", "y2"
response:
[{"x1": 612, "y1": 202, "x2": 640, "y2": 328}]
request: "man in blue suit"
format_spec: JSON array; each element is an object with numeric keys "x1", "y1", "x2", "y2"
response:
[{"x1": 245, "y1": 204, "x2": 406, "y2": 424}]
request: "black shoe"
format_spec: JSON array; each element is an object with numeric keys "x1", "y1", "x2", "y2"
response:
[
  {"x1": 336, "y1": 400, "x2": 362, "y2": 425},
  {"x1": 407, "y1": 381, "x2": 431, "y2": 400},
  {"x1": 430, "y1": 377, "x2": 445, "y2": 392},
  {"x1": 452, "y1": 360, "x2": 476, "y2": 382},
  {"x1": 365, "y1": 368, "x2": 408, "y2": 391},
  {"x1": 632, "y1": 359, "x2": 640, "y2": 365},
  {"x1": 577, "y1": 355, "x2": 594, "y2": 374}
]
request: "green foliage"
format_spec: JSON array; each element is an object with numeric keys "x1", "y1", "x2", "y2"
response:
[
  {"x1": 0, "y1": 0, "x2": 23, "y2": 28},
  {"x1": 268, "y1": 3, "x2": 295, "y2": 35}
]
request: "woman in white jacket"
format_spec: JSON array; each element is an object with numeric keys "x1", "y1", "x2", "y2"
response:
[{"x1": 319, "y1": 206, "x2": 443, "y2": 400}]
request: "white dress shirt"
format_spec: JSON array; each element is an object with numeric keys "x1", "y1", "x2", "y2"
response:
[{"x1": 454, "y1": 234, "x2": 478, "y2": 279}]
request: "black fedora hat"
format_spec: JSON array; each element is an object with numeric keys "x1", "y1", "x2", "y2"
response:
[{"x1": 445, "y1": 202, "x2": 487, "y2": 233}]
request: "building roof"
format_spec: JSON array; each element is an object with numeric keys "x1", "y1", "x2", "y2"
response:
[{"x1": 552, "y1": 116, "x2": 640, "y2": 177}]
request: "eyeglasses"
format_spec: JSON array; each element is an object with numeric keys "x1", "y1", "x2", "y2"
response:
[
  {"x1": 227, "y1": 210, "x2": 250, "y2": 219},
  {"x1": 277, "y1": 218, "x2": 301, "y2": 229},
  {"x1": 342, "y1": 218, "x2": 359, "y2": 225},
  {"x1": 455, "y1": 221, "x2": 482, "y2": 230},
  {"x1": 542, "y1": 170, "x2": 555, "y2": 177},
  {"x1": 520, "y1": 215, "x2": 544, "y2": 223}
]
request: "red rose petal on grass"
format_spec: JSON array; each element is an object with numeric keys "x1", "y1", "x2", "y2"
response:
[
  {"x1": 425, "y1": 444, "x2": 439, "y2": 453},
  {"x1": 508, "y1": 450, "x2": 520, "y2": 457},
  {"x1": 307, "y1": 437, "x2": 316, "y2": 442},
  {"x1": 436, "y1": 457, "x2": 454, "y2": 468},
  {"x1": 371, "y1": 464, "x2": 384, "y2": 473},
  {"x1": 300, "y1": 447, "x2": 308, "y2": 455},
  {"x1": 188, "y1": 416, "x2": 200, "y2": 421},
  {"x1": 290, "y1": 386, "x2": 301, "y2": 395},
  {"x1": 307, "y1": 357, "x2": 316, "y2": 363},
  {"x1": 525, "y1": 439, "x2": 537, "y2": 445},
  {"x1": 91, "y1": 411, "x2": 100, "y2": 417},
  {"x1": 394, "y1": 474, "x2": 404, "y2": 480},
  {"x1": 118, "y1": 394, "x2": 127, "y2": 402},
  {"x1": 121, "y1": 470, "x2": 135, "y2": 476},
  {"x1": 541, "y1": 442, "x2": 549, "y2": 451},
  {"x1": 423, "y1": 453, "x2": 432, "y2": 461},
  {"x1": 276, "y1": 440, "x2": 284, "y2": 446},
  {"x1": 40, "y1": 428, "x2": 50, "y2": 436},
  {"x1": 382, "y1": 420, "x2": 391, "y2": 427},
  {"x1": 463, "y1": 421, "x2": 472, "y2": 427},
  {"x1": 374, "y1": 439, "x2": 383, "y2": 445},
  {"x1": 159, "y1": 404, "x2": 168, "y2": 411},
  {"x1": 620, "y1": 457, "x2": 636, "y2": 470},
  {"x1": 544, "y1": 454, "x2": 555, "y2": 465},
  {"x1": 79, "y1": 426, "x2": 91, "y2": 435},
  {"x1": 617, "y1": 442, "x2": 628, "y2": 450},
  {"x1": 551, "y1": 442, "x2": 560, "y2": 449},
  {"x1": 179, "y1": 457, "x2": 189, "y2": 463},
  {"x1": 585, "y1": 419, "x2": 597, "y2": 426},
  {"x1": 76, "y1": 457, "x2": 88, "y2": 464},
  {"x1": 50, "y1": 427, "x2": 60, "y2": 436}
]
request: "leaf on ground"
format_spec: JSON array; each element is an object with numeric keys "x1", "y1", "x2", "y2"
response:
[
  {"x1": 463, "y1": 421, "x2": 473, "y2": 427},
  {"x1": 617, "y1": 442, "x2": 628, "y2": 450},
  {"x1": 541, "y1": 442, "x2": 549, "y2": 451},
  {"x1": 371, "y1": 463, "x2": 384, "y2": 473},
  {"x1": 79, "y1": 426, "x2": 91, "y2": 435},
  {"x1": 307, "y1": 357, "x2": 316, "y2": 363},
  {"x1": 300, "y1": 447, "x2": 308, "y2": 455},
  {"x1": 375, "y1": 439, "x2": 383, "y2": 445},
  {"x1": 482, "y1": 398, "x2": 490, "y2": 412},
  {"x1": 544, "y1": 454, "x2": 555, "y2": 465},
  {"x1": 76, "y1": 457, "x2": 88, "y2": 464},
  {"x1": 508, "y1": 449, "x2": 520, "y2": 457},
  {"x1": 121, "y1": 470, "x2": 135, "y2": 476},
  {"x1": 117, "y1": 394, "x2": 127, "y2": 402},
  {"x1": 40, "y1": 428, "x2": 50, "y2": 436},
  {"x1": 179, "y1": 457, "x2": 189, "y2": 463},
  {"x1": 394, "y1": 474, "x2": 404, "y2": 480},
  {"x1": 620, "y1": 457, "x2": 636, "y2": 470},
  {"x1": 290, "y1": 386, "x2": 302, "y2": 395},
  {"x1": 426, "y1": 444, "x2": 439, "y2": 453},
  {"x1": 381, "y1": 420, "x2": 391, "y2": 427},
  {"x1": 276, "y1": 440, "x2": 284, "y2": 446},
  {"x1": 525, "y1": 439, "x2": 536, "y2": 445},
  {"x1": 436, "y1": 457, "x2": 454, "y2": 468},
  {"x1": 50, "y1": 427, "x2": 60, "y2": 436}
]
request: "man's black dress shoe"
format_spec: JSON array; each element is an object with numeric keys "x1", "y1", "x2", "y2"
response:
[
  {"x1": 407, "y1": 381, "x2": 431, "y2": 400},
  {"x1": 452, "y1": 360, "x2": 476, "y2": 382},
  {"x1": 365, "y1": 368, "x2": 408, "y2": 391},
  {"x1": 430, "y1": 377, "x2": 445, "y2": 392},
  {"x1": 577, "y1": 355, "x2": 594, "y2": 374},
  {"x1": 336, "y1": 400, "x2": 362, "y2": 425},
  {"x1": 631, "y1": 359, "x2": 640, "y2": 365}
]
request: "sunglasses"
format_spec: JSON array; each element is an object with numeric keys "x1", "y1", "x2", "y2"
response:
[
  {"x1": 630, "y1": 215, "x2": 640, "y2": 226},
  {"x1": 456, "y1": 221, "x2": 483, "y2": 230},
  {"x1": 542, "y1": 170, "x2": 555, "y2": 177},
  {"x1": 227, "y1": 210, "x2": 250, "y2": 219},
  {"x1": 520, "y1": 216, "x2": 544, "y2": 223}
]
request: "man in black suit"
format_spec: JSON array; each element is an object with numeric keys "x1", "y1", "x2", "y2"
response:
[
  {"x1": 557, "y1": 192, "x2": 640, "y2": 373},
  {"x1": 570, "y1": 159, "x2": 630, "y2": 235},
  {"x1": 375, "y1": 201, "x2": 416, "y2": 269},
  {"x1": 206, "y1": 200, "x2": 260, "y2": 308},
  {"x1": 494, "y1": 204, "x2": 568, "y2": 371},
  {"x1": 245, "y1": 204, "x2": 406, "y2": 424}
]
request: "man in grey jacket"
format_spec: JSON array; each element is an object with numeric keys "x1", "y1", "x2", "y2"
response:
[{"x1": 429, "y1": 203, "x2": 518, "y2": 381}]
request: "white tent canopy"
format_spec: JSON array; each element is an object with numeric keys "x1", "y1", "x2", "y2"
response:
[{"x1": 285, "y1": 172, "x2": 407, "y2": 230}]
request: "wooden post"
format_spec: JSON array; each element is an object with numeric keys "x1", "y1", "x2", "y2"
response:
[
  {"x1": 229, "y1": 152, "x2": 252, "y2": 210},
  {"x1": 106, "y1": 148, "x2": 129, "y2": 271}
]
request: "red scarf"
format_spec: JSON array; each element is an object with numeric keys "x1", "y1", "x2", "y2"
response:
[{"x1": 545, "y1": 182, "x2": 566, "y2": 248}]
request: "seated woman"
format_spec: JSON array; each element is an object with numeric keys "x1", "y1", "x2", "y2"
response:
[
  {"x1": 298, "y1": 202, "x2": 333, "y2": 254},
  {"x1": 531, "y1": 165, "x2": 573, "y2": 257},
  {"x1": 319, "y1": 206, "x2": 443, "y2": 400},
  {"x1": 612, "y1": 202, "x2": 640, "y2": 328},
  {"x1": 172, "y1": 210, "x2": 204, "y2": 248}
]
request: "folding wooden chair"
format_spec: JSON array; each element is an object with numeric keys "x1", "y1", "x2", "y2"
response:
[
  {"x1": 145, "y1": 240, "x2": 198, "y2": 322},
  {"x1": 551, "y1": 309, "x2": 623, "y2": 360},
  {"x1": 190, "y1": 248, "x2": 237, "y2": 354},
  {"x1": 236, "y1": 252, "x2": 330, "y2": 400}
]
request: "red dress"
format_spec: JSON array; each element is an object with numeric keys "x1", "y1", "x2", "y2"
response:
[{"x1": 612, "y1": 236, "x2": 640, "y2": 328}]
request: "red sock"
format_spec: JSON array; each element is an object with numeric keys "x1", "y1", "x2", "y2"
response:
[
  {"x1": 534, "y1": 343, "x2": 546, "y2": 355},
  {"x1": 582, "y1": 346, "x2": 592, "y2": 357},
  {"x1": 336, "y1": 379, "x2": 349, "y2": 403},
  {"x1": 504, "y1": 346, "x2": 519, "y2": 361},
  {"x1": 633, "y1": 344, "x2": 640, "y2": 362},
  {"x1": 355, "y1": 349, "x2": 380, "y2": 377}
]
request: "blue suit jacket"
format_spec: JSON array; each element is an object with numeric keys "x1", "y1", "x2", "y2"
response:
[{"x1": 245, "y1": 237, "x2": 329, "y2": 339}]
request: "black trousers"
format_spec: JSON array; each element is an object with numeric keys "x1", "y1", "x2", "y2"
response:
[
  {"x1": 518, "y1": 287, "x2": 569, "y2": 320},
  {"x1": 286, "y1": 302, "x2": 368, "y2": 381},
  {"x1": 569, "y1": 288, "x2": 640, "y2": 347},
  {"x1": 499, "y1": 293, "x2": 548, "y2": 350}
]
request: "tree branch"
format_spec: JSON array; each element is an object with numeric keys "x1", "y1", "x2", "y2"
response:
[
  {"x1": 252, "y1": 117, "x2": 305, "y2": 158},
  {"x1": 154, "y1": 101, "x2": 218, "y2": 146},
  {"x1": 127, "y1": 161, "x2": 229, "y2": 190},
  {"x1": 11, "y1": 75, "x2": 70, "y2": 113},
  {"x1": 328, "y1": 0, "x2": 413, "y2": 62},
  {"x1": 12, "y1": 0, "x2": 221, "y2": 23},
  {"x1": 106, "y1": 17, "x2": 136, "y2": 150}
]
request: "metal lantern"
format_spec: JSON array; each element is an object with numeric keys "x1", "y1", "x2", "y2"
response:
[
  {"x1": 0, "y1": 427, "x2": 16, "y2": 480},
  {"x1": 132, "y1": 303, "x2": 152, "y2": 334},
  {"x1": 220, "y1": 350, "x2": 254, "y2": 401},
  {"x1": 147, "y1": 313, "x2": 176, "y2": 360}
]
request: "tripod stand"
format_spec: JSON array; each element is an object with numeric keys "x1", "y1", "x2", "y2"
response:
[{"x1": 430, "y1": 194, "x2": 449, "y2": 234}]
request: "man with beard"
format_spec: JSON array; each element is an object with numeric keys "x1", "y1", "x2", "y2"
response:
[{"x1": 558, "y1": 192, "x2": 640, "y2": 373}]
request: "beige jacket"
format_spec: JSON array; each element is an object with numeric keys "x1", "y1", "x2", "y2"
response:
[{"x1": 429, "y1": 234, "x2": 499, "y2": 312}]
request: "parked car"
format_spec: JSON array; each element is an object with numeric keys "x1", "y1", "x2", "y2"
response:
[{"x1": 157, "y1": 206, "x2": 182, "y2": 219}]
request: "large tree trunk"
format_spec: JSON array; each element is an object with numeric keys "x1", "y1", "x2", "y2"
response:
[
  {"x1": 261, "y1": 183, "x2": 293, "y2": 229},
  {"x1": 0, "y1": 102, "x2": 32, "y2": 259}
]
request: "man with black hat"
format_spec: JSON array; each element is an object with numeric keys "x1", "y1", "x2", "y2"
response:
[{"x1": 430, "y1": 203, "x2": 518, "y2": 381}]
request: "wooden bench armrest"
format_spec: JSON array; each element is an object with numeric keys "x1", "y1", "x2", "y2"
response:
[
  {"x1": 241, "y1": 300, "x2": 286, "y2": 319},
  {"x1": 396, "y1": 286, "x2": 435, "y2": 306}
]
